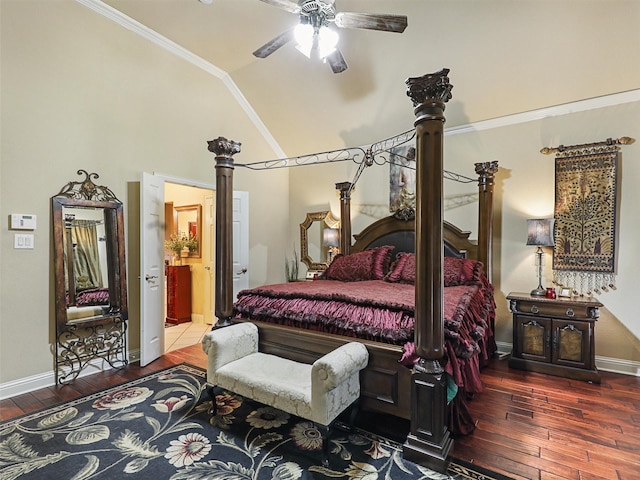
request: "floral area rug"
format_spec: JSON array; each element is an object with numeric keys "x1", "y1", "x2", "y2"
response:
[{"x1": 0, "y1": 364, "x2": 511, "y2": 479}]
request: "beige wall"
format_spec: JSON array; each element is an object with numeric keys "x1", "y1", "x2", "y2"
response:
[
  {"x1": 0, "y1": 1, "x2": 289, "y2": 385},
  {"x1": 290, "y1": 99, "x2": 640, "y2": 368}
]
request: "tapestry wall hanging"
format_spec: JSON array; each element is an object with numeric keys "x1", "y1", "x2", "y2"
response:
[{"x1": 550, "y1": 142, "x2": 624, "y2": 296}]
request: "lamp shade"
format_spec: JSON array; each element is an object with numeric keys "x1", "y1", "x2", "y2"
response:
[
  {"x1": 526, "y1": 218, "x2": 555, "y2": 247},
  {"x1": 294, "y1": 24, "x2": 314, "y2": 58},
  {"x1": 323, "y1": 228, "x2": 340, "y2": 247}
]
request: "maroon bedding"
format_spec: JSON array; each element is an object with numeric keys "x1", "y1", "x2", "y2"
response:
[
  {"x1": 66, "y1": 287, "x2": 110, "y2": 307},
  {"x1": 233, "y1": 277, "x2": 495, "y2": 396}
]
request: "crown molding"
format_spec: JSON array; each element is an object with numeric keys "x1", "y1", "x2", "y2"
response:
[
  {"x1": 446, "y1": 89, "x2": 640, "y2": 136},
  {"x1": 75, "y1": 0, "x2": 286, "y2": 159}
]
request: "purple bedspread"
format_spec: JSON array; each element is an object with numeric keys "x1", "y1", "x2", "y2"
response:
[{"x1": 233, "y1": 279, "x2": 496, "y2": 395}]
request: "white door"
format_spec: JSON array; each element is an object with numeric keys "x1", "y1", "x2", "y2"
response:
[
  {"x1": 203, "y1": 194, "x2": 214, "y2": 325},
  {"x1": 140, "y1": 172, "x2": 165, "y2": 366},
  {"x1": 232, "y1": 191, "x2": 250, "y2": 299}
]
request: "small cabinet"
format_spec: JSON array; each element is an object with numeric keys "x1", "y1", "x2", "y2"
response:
[
  {"x1": 166, "y1": 265, "x2": 191, "y2": 324},
  {"x1": 507, "y1": 292, "x2": 602, "y2": 383}
]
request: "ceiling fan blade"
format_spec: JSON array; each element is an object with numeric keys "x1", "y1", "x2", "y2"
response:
[
  {"x1": 253, "y1": 29, "x2": 295, "y2": 58},
  {"x1": 256, "y1": 0, "x2": 301, "y2": 14},
  {"x1": 326, "y1": 47, "x2": 348, "y2": 74},
  {"x1": 334, "y1": 12, "x2": 408, "y2": 33}
]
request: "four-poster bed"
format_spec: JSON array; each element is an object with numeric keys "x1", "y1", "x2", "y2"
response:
[{"x1": 206, "y1": 69, "x2": 498, "y2": 472}]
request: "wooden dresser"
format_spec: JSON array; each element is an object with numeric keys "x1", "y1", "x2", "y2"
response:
[
  {"x1": 507, "y1": 292, "x2": 602, "y2": 383},
  {"x1": 166, "y1": 265, "x2": 191, "y2": 324}
]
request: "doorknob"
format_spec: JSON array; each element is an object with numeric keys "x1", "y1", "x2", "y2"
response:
[
  {"x1": 145, "y1": 274, "x2": 158, "y2": 282},
  {"x1": 237, "y1": 267, "x2": 248, "y2": 275}
]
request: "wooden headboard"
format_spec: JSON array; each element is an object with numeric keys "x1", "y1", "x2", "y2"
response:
[{"x1": 350, "y1": 215, "x2": 477, "y2": 260}]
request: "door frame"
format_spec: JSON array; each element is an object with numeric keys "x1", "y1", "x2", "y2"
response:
[{"x1": 140, "y1": 173, "x2": 216, "y2": 366}]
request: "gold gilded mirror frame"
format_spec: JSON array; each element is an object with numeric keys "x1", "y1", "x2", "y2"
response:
[
  {"x1": 300, "y1": 211, "x2": 340, "y2": 271},
  {"x1": 174, "y1": 204, "x2": 202, "y2": 258},
  {"x1": 52, "y1": 170, "x2": 128, "y2": 384}
]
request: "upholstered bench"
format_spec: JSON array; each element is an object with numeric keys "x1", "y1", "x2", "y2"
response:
[{"x1": 201, "y1": 322, "x2": 369, "y2": 464}]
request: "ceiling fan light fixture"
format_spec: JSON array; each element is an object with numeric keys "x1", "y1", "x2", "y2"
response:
[
  {"x1": 294, "y1": 23, "x2": 314, "y2": 58},
  {"x1": 318, "y1": 26, "x2": 338, "y2": 59}
]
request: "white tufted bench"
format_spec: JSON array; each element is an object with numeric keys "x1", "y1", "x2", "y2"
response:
[{"x1": 201, "y1": 322, "x2": 369, "y2": 464}]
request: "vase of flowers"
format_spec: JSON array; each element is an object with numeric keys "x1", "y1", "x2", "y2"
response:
[{"x1": 165, "y1": 232, "x2": 198, "y2": 265}]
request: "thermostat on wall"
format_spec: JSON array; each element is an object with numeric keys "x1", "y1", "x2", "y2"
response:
[{"x1": 10, "y1": 214, "x2": 37, "y2": 230}]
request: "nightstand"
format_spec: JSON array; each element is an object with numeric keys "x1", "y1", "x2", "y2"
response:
[{"x1": 507, "y1": 292, "x2": 602, "y2": 383}]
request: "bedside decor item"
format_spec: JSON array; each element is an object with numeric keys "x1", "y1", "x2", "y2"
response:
[
  {"x1": 526, "y1": 218, "x2": 555, "y2": 296},
  {"x1": 541, "y1": 136, "x2": 634, "y2": 296},
  {"x1": 558, "y1": 287, "x2": 572, "y2": 298},
  {"x1": 323, "y1": 227, "x2": 340, "y2": 263}
]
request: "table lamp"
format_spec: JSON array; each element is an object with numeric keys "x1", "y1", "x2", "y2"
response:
[
  {"x1": 323, "y1": 228, "x2": 340, "y2": 264},
  {"x1": 526, "y1": 218, "x2": 555, "y2": 296}
]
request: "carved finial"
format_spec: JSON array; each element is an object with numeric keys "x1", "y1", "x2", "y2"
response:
[
  {"x1": 405, "y1": 68, "x2": 453, "y2": 107},
  {"x1": 475, "y1": 161, "x2": 499, "y2": 180},
  {"x1": 207, "y1": 137, "x2": 241, "y2": 157},
  {"x1": 54, "y1": 170, "x2": 120, "y2": 202}
]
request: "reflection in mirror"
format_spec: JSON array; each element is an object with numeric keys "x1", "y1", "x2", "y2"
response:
[
  {"x1": 300, "y1": 211, "x2": 340, "y2": 271},
  {"x1": 174, "y1": 204, "x2": 202, "y2": 258},
  {"x1": 63, "y1": 206, "x2": 110, "y2": 315},
  {"x1": 52, "y1": 170, "x2": 128, "y2": 384}
]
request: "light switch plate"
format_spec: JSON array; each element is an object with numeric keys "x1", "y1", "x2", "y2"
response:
[{"x1": 14, "y1": 233, "x2": 34, "y2": 249}]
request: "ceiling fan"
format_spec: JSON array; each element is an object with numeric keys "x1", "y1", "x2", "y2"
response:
[{"x1": 253, "y1": 0, "x2": 408, "y2": 74}]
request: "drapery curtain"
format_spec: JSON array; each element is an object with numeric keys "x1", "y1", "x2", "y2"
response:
[{"x1": 72, "y1": 220, "x2": 103, "y2": 289}]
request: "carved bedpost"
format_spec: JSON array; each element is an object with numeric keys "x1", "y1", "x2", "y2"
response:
[
  {"x1": 475, "y1": 161, "x2": 498, "y2": 283},
  {"x1": 207, "y1": 137, "x2": 241, "y2": 327},
  {"x1": 402, "y1": 69, "x2": 454, "y2": 473},
  {"x1": 335, "y1": 181, "x2": 352, "y2": 255}
]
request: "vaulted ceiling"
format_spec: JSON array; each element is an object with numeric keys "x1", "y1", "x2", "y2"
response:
[{"x1": 102, "y1": 0, "x2": 640, "y2": 157}]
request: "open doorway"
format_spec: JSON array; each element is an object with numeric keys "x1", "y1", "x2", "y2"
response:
[
  {"x1": 163, "y1": 182, "x2": 214, "y2": 353},
  {"x1": 141, "y1": 172, "x2": 248, "y2": 366}
]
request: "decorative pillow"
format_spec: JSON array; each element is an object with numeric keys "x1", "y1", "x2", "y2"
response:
[
  {"x1": 324, "y1": 246, "x2": 394, "y2": 282},
  {"x1": 385, "y1": 253, "x2": 484, "y2": 286},
  {"x1": 443, "y1": 257, "x2": 484, "y2": 286},
  {"x1": 384, "y1": 252, "x2": 415, "y2": 284},
  {"x1": 76, "y1": 288, "x2": 110, "y2": 307}
]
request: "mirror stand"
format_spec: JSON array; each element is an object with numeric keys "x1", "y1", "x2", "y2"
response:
[{"x1": 52, "y1": 170, "x2": 128, "y2": 384}]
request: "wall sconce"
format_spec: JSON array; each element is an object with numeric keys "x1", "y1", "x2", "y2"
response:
[
  {"x1": 526, "y1": 218, "x2": 555, "y2": 296},
  {"x1": 323, "y1": 228, "x2": 340, "y2": 264}
]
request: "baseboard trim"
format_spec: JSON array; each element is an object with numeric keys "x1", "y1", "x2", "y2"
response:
[
  {"x1": 495, "y1": 341, "x2": 640, "y2": 377},
  {"x1": 595, "y1": 355, "x2": 640, "y2": 377},
  {"x1": 0, "y1": 351, "x2": 137, "y2": 400},
  {"x1": 3, "y1": 346, "x2": 638, "y2": 400}
]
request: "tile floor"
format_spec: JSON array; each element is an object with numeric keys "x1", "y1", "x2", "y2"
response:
[{"x1": 164, "y1": 322, "x2": 213, "y2": 353}]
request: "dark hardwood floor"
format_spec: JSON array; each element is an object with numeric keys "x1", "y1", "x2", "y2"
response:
[{"x1": 2, "y1": 345, "x2": 639, "y2": 480}]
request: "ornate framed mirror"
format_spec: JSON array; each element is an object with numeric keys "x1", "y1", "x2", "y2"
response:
[
  {"x1": 52, "y1": 170, "x2": 128, "y2": 383},
  {"x1": 174, "y1": 204, "x2": 202, "y2": 258},
  {"x1": 300, "y1": 211, "x2": 340, "y2": 271}
]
